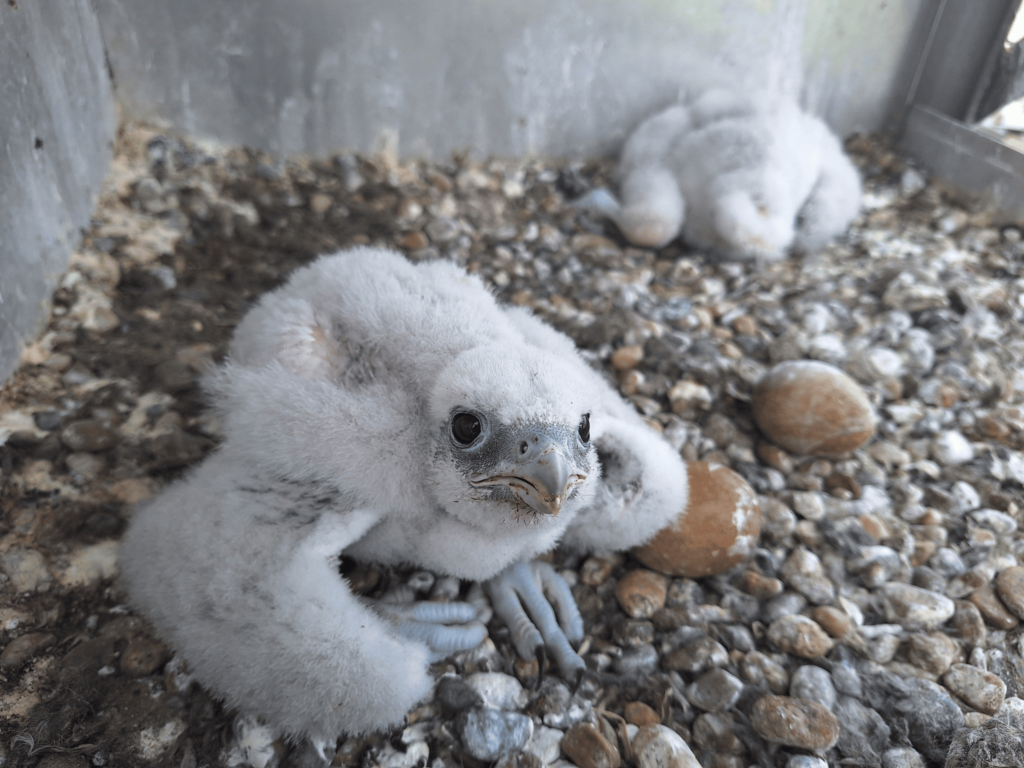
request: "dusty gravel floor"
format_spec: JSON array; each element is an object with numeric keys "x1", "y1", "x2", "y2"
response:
[{"x1": 2, "y1": 121, "x2": 1024, "y2": 768}]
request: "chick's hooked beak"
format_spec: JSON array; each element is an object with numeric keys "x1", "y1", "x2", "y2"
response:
[{"x1": 470, "y1": 425, "x2": 587, "y2": 516}]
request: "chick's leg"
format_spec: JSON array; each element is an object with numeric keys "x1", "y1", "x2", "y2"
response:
[
  {"x1": 364, "y1": 599, "x2": 487, "y2": 661},
  {"x1": 485, "y1": 560, "x2": 587, "y2": 689}
]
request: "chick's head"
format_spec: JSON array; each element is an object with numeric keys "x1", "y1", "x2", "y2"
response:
[{"x1": 427, "y1": 344, "x2": 601, "y2": 530}]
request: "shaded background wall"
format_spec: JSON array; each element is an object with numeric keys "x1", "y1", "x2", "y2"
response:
[
  {"x1": 0, "y1": 1, "x2": 116, "y2": 384},
  {"x1": 95, "y1": 0, "x2": 936, "y2": 159},
  {"x1": 2, "y1": 0, "x2": 1018, "y2": 383}
]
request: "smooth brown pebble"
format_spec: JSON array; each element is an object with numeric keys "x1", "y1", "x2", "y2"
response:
[
  {"x1": 624, "y1": 701, "x2": 661, "y2": 727},
  {"x1": 766, "y1": 615, "x2": 833, "y2": 658},
  {"x1": 750, "y1": 694, "x2": 840, "y2": 749},
  {"x1": 611, "y1": 345, "x2": 644, "y2": 371},
  {"x1": 615, "y1": 570, "x2": 669, "y2": 619},
  {"x1": 751, "y1": 361, "x2": 876, "y2": 455},
  {"x1": 121, "y1": 636, "x2": 170, "y2": 677},
  {"x1": 995, "y1": 566, "x2": 1024, "y2": 619},
  {"x1": 634, "y1": 462, "x2": 761, "y2": 578},
  {"x1": 810, "y1": 605, "x2": 852, "y2": 638},
  {"x1": 969, "y1": 584, "x2": 1019, "y2": 630},
  {"x1": 561, "y1": 723, "x2": 621, "y2": 768},
  {"x1": 943, "y1": 663, "x2": 1007, "y2": 715},
  {"x1": 738, "y1": 570, "x2": 784, "y2": 599}
]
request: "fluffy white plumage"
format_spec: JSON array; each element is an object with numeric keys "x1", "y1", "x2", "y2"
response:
[
  {"x1": 121, "y1": 248, "x2": 687, "y2": 747},
  {"x1": 583, "y1": 87, "x2": 862, "y2": 260}
]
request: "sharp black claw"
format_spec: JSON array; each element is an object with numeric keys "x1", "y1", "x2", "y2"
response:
[
  {"x1": 569, "y1": 667, "x2": 585, "y2": 695},
  {"x1": 534, "y1": 644, "x2": 546, "y2": 691}
]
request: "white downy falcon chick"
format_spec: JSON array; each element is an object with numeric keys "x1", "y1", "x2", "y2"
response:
[
  {"x1": 579, "y1": 87, "x2": 862, "y2": 261},
  {"x1": 121, "y1": 248, "x2": 688, "y2": 752}
]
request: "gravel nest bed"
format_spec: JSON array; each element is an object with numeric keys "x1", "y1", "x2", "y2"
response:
[{"x1": 3, "y1": 122, "x2": 1024, "y2": 768}]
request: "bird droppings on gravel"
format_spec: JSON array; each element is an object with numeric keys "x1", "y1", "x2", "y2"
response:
[{"x1": 3, "y1": 121, "x2": 1024, "y2": 768}]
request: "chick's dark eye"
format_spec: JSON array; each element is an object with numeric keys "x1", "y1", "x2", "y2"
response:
[
  {"x1": 578, "y1": 413, "x2": 591, "y2": 443},
  {"x1": 451, "y1": 413, "x2": 482, "y2": 446}
]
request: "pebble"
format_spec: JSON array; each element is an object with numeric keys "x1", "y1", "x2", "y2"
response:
[
  {"x1": 60, "y1": 419, "x2": 121, "y2": 452},
  {"x1": 467, "y1": 672, "x2": 528, "y2": 711},
  {"x1": 969, "y1": 584, "x2": 1019, "y2": 630},
  {"x1": 878, "y1": 582, "x2": 955, "y2": 629},
  {"x1": 741, "y1": 650, "x2": 790, "y2": 693},
  {"x1": 750, "y1": 694, "x2": 840, "y2": 750},
  {"x1": 456, "y1": 708, "x2": 534, "y2": 761},
  {"x1": 634, "y1": 462, "x2": 760, "y2": 578},
  {"x1": 684, "y1": 668, "x2": 744, "y2": 712},
  {"x1": 560, "y1": 723, "x2": 620, "y2": 768},
  {"x1": 623, "y1": 701, "x2": 660, "y2": 727},
  {"x1": 766, "y1": 614, "x2": 834, "y2": 658},
  {"x1": 952, "y1": 600, "x2": 988, "y2": 647},
  {"x1": 663, "y1": 636, "x2": 729, "y2": 674},
  {"x1": 613, "y1": 644, "x2": 659, "y2": 675},
  {"x1": 630, "y1": 725, "x2": 701, "y2": 768},
  {"x1": 879, "y1": 747, "x2": 925, "y2": 768},
  {"x1": 525, "y1": 725, "x2": 564, "y2": 765},
  {"x1": 751, "y1": 360, "x2": 876, "y2": 455},
  {"x1": 615, "y1": 570, "x2": 668, "y2": 618},
  {"x1": 692, "y1": 713, "x2": 743, "y2": 753},
  {"x1": 810, "y1": 605, "x2": 852, "y2": 638},
  {"x1": 785, "y1": 758, "x2": 827, "y2": 768},
  {"x1": 906, "y1": 631, "x2": 958, "y2": 676},
  {"x1": 0, "y1": 548, "x2": 52, "y2": 593},
  {"x1": 995, "y1": 566, "x2": 1024, "y2": 619},
  {"x1": 0, "y1": 632, "x2": 56, "y2": 670},
  {"x1": 789, "y1": 664, "x2": 837, "y2": 710},
  {"x1": 931, "y1": 430, "x2": 975, "y2": 465},
  {"x1": 737, "y1": 570, "x2": 784, "y2": 599},
  {"x1": 943, "y1": 663, "x2": 1007, "y2": 715},
  {"x1": 120, "y1": 636, "x2": 169, "y2": 677},
  {"x1": 138, "y1": 720, "x2": 188, "y2": 762}
]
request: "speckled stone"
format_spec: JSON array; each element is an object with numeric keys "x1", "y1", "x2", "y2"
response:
[
  {"x1": 750, "y1": 694, "x2": 840, "y2": 750},
  {"x1": 457, "y1": 708, "x2": 534, "y2": 762},
  {"x1": 631, "y1": 725, "x2": 701, "y2": 768},
  {"x1": 878, "y1": 583, "x2": 955, "y2": 630},
  {"x1": 943, "y1": 663, "x2": 1007, "y2": 715},
  {"x1": 751, "y1": 361, "x2": 876, "y2": 455},
  {"x1": 662, "y1": 636, "x2": 729, "y2": 674},
  {"x1": 634, "y1": 462, "x2": 760, "y2": 578},
  {"x1": 766, "y1": 614, "x2": 834, "y2": 659},
  {"x1": 684, "y1": 668, "x2": 744, "y2": 712},
  {"x1": 994, "y1": 566, "x2": 1024, "y2": 619},
  {"x1": 906, "y1": 631, "x2": 958, "y2": 676}
]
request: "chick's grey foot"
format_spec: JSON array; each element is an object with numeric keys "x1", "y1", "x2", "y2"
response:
[
  {"x1": 484, "y1": 560, "x2": 587, "y2": 690},
  {"x1": 365, "y1": 599, "x2": 487, "y2": 662}
]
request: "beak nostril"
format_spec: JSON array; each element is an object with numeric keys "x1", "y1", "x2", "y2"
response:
[{"x1": 519, "y1": 441, "x2": 529, "y2": 455}]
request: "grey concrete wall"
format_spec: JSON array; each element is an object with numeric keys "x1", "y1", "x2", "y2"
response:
[
  {"x1": 0, "y1": 1, "x2": 116, "y2": 383},
  {"x1": 96, "y1": 0, "x2": 934, "y2": 160}
]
